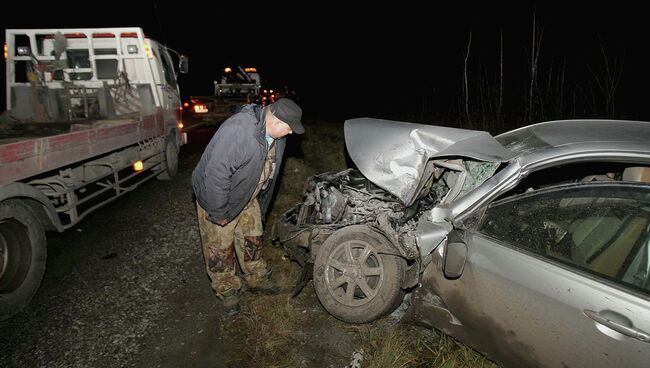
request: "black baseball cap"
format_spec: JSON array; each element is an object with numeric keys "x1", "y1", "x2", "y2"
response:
[{"x1": 270, "y1": 98, "x2": 304, "y2": 134}]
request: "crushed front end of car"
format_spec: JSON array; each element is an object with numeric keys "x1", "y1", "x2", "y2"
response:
[
  {"x1": 272, "y1": 168, "x2": 437, "y2": 322},
  {"x1": 272, "y1": 118, "x2": 511, "y2": 323}
]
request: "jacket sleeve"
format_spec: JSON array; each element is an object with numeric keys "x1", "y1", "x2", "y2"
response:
[{"x1": 202, "y1": 123, "x2": 248, "y2": 222}]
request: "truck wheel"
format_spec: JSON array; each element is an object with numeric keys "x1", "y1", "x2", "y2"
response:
[
  {"x1": 157, "y1": 132, "x2": 179, "y2": 181},
  {"x1": 313, "y1": 225, "x2": 405, "y2": 324},
  {"x1": 0, "y1": 200, "x2": 47, "y2": 321}
]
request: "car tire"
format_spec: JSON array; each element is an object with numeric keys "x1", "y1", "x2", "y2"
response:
[
  {"x1": 0, "y1": 199, "x2": 47, "y2": 321},
  {"x1": 313, "y1": 225, "x2": 405, "y2": 324},
  {"x1": 157, "y1": 131, "x2": 179, "y2": 181}
]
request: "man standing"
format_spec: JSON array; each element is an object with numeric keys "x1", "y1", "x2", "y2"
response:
[{"x1": 192, "y1": 98, "x2": 303, "y2": 316}]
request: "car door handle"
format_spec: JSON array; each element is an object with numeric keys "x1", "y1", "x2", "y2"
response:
[{"x1": 584, "y1": 309, "x2": 650, "y2": 343}]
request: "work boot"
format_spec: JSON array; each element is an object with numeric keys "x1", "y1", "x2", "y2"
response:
[
  {"x1": 222, "y1": 294, "x2": 240, "y2": 317},
  {"x1": 245, "y1": 272, "x2": 281, "y2": 295}
]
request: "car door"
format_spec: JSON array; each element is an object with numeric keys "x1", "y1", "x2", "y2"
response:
[{"x1": 440, "y1": 182, "x2": 650, "y2": 368}]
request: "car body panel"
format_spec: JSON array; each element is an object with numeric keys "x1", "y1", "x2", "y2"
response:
[
  {"x1": 276, "y1": 118, "x2": 650, "y2": 368},
  {"x1": 344, "y1": 118, "x2": 514, "y2": 206},
  {"x1": 409, "y1": 180, "x2": 650, "y2": 368},
  {"x1": 407, "y1": 230, "x2": 650, "y2": 368},
  {"x1": 496, "y1": 119, "x2": 650, "y2": 156},
  {"x1": 384, "y1": 120, "x2": 650, "y2": 368}
]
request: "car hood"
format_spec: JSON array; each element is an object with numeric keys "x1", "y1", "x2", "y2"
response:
[{"x1": 344, "y1": 118, "x2": 514, "y2": 205}]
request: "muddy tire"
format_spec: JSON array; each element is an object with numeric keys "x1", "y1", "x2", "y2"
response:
[
  {"x1": 157, "y1": 132, "x2": 179, "y2": 181},
  {"x1": 313, "y1": 225, "x2": 405, "y2": 324},
  {"x1": 0, "y1": 199, "x2": 47, "y2": 321}
]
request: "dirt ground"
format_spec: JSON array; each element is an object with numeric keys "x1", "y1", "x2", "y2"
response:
[{"x1": 0, "y1": 117, "x2": 496, "y2": 368}]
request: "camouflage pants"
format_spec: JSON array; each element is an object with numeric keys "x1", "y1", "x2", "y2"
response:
[{"x1": 196, "y1": 200, "x2": 270, "y2": 300}]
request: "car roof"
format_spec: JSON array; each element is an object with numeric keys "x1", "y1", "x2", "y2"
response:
[{"x1": 496, "y1": 119, "x2": 650, "y2": 157}]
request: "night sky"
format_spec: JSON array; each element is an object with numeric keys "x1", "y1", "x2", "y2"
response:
[{"x1": 2, "y1": 2, "x2": 649, "y2": 128}]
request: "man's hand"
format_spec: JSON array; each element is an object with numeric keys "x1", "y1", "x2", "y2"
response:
[{"x1": 217, "y1": 219, "x2": 229, "y2": 226}]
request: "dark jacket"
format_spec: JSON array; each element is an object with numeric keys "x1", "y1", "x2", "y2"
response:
[{"x1": 192, "y1": 104, "x2": 285, "y2": 223}]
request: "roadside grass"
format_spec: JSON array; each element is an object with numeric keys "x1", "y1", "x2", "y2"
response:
[
  {"x1": 427, "y1": 333, "x2": 498, "y2": 368},
  {"x1": 356, "y1": 322, "x2": 498, "y2": 368},
  {"x1": 353, "y1": 323, "x2": 421, "y2": 368},
  {"x1": 239, "y1": 294, "x2": 308, "y2": 367}
]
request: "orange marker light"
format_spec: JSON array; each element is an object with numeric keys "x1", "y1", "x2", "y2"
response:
[{"x1": 133, "y1": 160, "x2": 144, "y2": 171}]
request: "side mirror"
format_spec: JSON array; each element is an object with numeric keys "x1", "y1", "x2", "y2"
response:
[
  {"x1": 443, "y1": 235, "x2": 467, "y2": 279},
  {"x1": 178, "y1": 55, "x2": 189, "y2": 74}
]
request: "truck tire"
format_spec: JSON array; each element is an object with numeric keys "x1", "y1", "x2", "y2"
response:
[
  {"x1": 157, "y1": 132, "x2": 179, "y2": 181},
  {"x1": 0, "y1": 199, "x2": 47, "y2": 321},
  {"x1": 313, "y1": 225, "x2": 405, "y2": 324}
]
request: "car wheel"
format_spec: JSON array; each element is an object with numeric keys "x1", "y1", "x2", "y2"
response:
[
  {"x1": 0, "y1": 199, "x2": 47, "y2": 321},
  {"x1": 313, "y1": 225, "x2": 405, "y2": 323},
  {"x1": 157, "y1": 131, "x2": 179, "y2": 181}
]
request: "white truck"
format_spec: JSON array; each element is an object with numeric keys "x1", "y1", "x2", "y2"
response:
[{"x1": 0, "y1": 27, "x2": 187, "y2": 320}]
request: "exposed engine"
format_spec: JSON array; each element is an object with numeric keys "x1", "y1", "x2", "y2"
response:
[
  {"x1": 274, "y1": 162, "x2": 498, "y2": 297},
  {"x1": 296, "y1": 169, "x2": 438, "y2": 229},
  {"x1": 275, "y1": 160, "x2": 499, "y2": 265}
]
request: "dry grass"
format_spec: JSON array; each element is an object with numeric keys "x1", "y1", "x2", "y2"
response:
[
  {"x1": 354, "y1": 323, "x2": 421, "y2": 368},
  {"x1": 419, "y1": 333, "x2": 498, "y2": 368},
  {"x1": 238, "y1": 294, "x2": 309, "y2": 367},
  {"x1": 354, "y1": 322, "x2": 498, "y2": 368}
]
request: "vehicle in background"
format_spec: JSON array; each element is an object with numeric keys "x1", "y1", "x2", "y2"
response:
[
  {"x1": 0, "y1": 27, "x2": 188, "y2": 320},
  {"x1": 274, "y1": 118, "x2": 650, "y2": 368},
  {"x1": 188, "y1": 65, "x2": 261, "y2": 121},
  {"x1": 260, "y1": 86, "x2": 297, "y2": 106}
]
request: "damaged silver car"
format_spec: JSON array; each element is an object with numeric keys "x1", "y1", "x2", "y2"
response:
[{"x1": 273, "y1": 117, "x2": 650, "y2": 368}]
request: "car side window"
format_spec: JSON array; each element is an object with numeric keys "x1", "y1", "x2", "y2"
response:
[{"x1": 478, "y1": 183, "x2": 650, "y2": 294}]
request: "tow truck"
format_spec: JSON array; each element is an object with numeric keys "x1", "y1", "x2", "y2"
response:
[
  {"x1": 0, "y1": 27, "x2": 187, "y2": 320},
  {"x1": 187, "y1": 66, "x2": 261, "y2": 121}
]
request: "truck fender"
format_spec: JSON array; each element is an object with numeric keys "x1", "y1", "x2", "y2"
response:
[{"x1": 0, "y1": 183, "x2": 63, "y2": 232}]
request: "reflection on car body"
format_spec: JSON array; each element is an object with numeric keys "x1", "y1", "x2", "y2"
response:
[{"x1": 273, "y1": 118, "x2": 650, "y2": 368}]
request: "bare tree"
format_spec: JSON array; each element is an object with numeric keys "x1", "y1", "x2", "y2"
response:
[
  {"x1": 498, "y1": 30, "x2": 504, "y2": 124},
  {"x1": 588, "y1": 40, "x2": 623, "y2": 117},
  {"x1": 554, "y1": 60, "x2": 567, "y2": 118},
  {"x1": 527, "y1": 10, "x2": 544, "y2": 122},
  {"x1": 463, "y1": 31, "x2": 473, "y2": 126}
]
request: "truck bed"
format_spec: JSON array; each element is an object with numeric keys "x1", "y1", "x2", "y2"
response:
[
  {"x1": 0, "y1": 118, "x2": 139, "y2": 144},
  {"x1": 0, "y1": 113, "x2": 167, "y2": 186}
]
